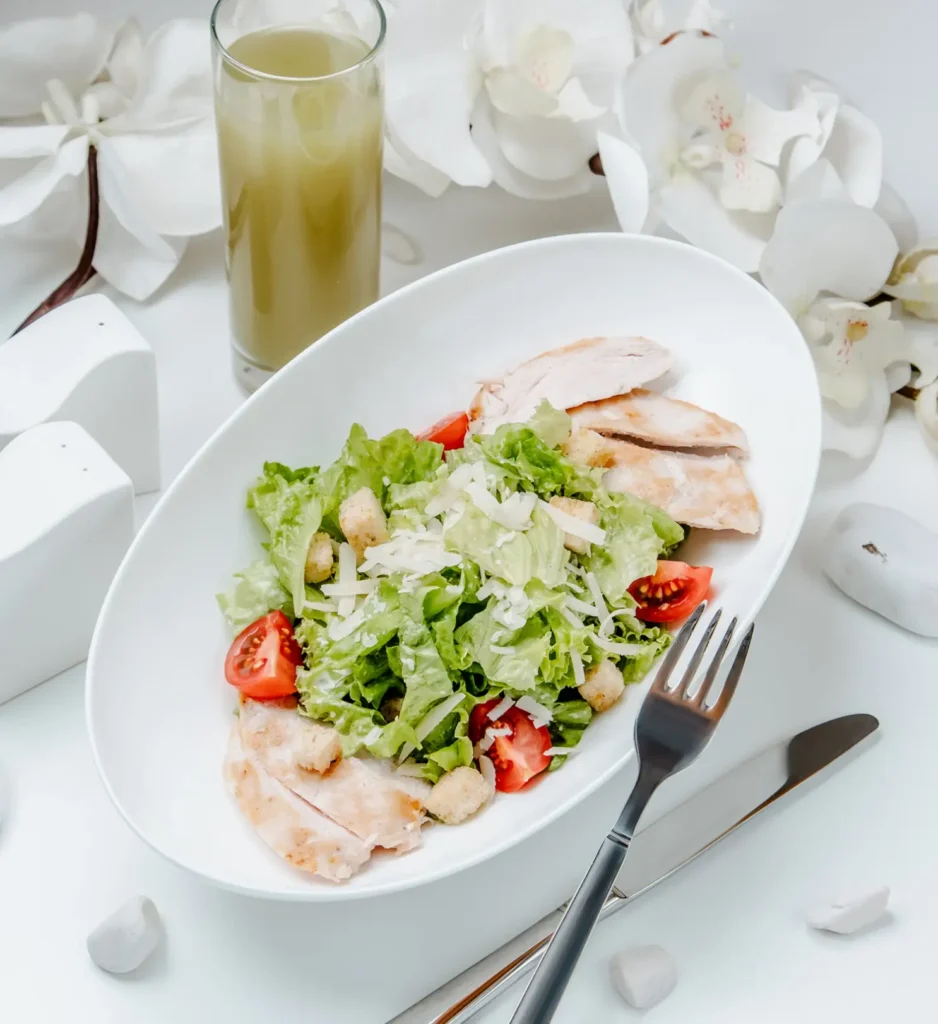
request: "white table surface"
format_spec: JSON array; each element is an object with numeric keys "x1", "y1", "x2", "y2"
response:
[{"x1": 2, "y1": 1, "x2": 938, "y2": 1021}]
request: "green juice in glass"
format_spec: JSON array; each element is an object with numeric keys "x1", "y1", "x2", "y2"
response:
[{"x1": 215, "y1": 27, "x2": 383, "y2": 383}]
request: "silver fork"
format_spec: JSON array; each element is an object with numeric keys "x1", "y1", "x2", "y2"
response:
[{"x1": 509, "y1": 604, "x2": 754, "y2": 1024}]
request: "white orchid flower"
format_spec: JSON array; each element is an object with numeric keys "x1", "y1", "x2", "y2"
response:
[
  {"x1": 604, "y1": 33, "x2": 818, "y2": 271},
  {"x1": 883, "y1": 241, "x2": 938, "y2": 321},
  {"x1": 384, "y1": 0, "x2": 632, "y2": 199},
  {"x1": 800, "y1": 298, "x2": 911, "y2": 460},
  {"x1": 785, "y1": 71, "x2": 882, "y2": 209},
  {"x1": 915, "y1": 380, "x2": 938, "y2": 455},
  {"x1": 0, "y1": 16, "x2": 220, "y2": 302}
]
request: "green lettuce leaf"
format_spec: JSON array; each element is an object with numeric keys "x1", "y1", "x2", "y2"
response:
[
  {"x1": 444, "y1": 504, "x2": 567, "y2": 588},
  {"x1": 216, "y1": 560, "x2": 292, "y2": 633},
  {"x1": 585, "y1": 494, "x2": 663, "y2": 603},
  {"x1": 247, "y1": 462, "x2": 322, "y2": 616},
  {"x1": 397, "y1": 591, "x2": 455, "y2": 727},
  {"x1": 526, "y1": 401, "x2": 572, "y2": 448}
]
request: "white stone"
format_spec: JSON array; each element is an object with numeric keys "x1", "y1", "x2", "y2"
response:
[
  {"x1": 87, "y1": 896, "x2": 162, "y2": 974},
  {"x1": 0, "y1": 293, "x2": 160, "y2": 494},
  {"x1": 821, "y1": 503, "x2": 938, "y2": 638},
  {"x1": 0, "y1": 422, "x2": 134, "y2": 704},
  {"x1": 609, "y1": 944, "x2": 678, "y2": 1009},
  {"x1": 807, "y1": 886, "x2": 890, "y2": 935}
]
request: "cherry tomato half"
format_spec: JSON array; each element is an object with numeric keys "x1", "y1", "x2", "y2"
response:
[
  {"x1": 470, "y1": 699, "x2": 551, "y2": 793},
  {"x1": 224, "y1": 610, "x2": 303, "y2": 700},
  {"x1": 628, "y1": 560, "x2": 713, "y2": 623},
  {"x1": 417, "y1": 411, "x2": 469, "y2": 450}
]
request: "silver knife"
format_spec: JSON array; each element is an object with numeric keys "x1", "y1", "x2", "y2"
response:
[{"x1": 390, "y1": 713, "x2": 879, "y2": 1024}]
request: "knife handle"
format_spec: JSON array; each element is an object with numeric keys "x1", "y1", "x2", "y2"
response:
[{"x1": 387, "y1": 892, "x2": 625, "y2": 1024}]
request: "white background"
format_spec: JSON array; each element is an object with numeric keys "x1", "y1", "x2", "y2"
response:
[{"x1": 2, "y1": 2, "x2": 938, "y2": 1022}]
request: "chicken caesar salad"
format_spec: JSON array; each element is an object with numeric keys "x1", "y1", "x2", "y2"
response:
[{"x1": 217, "y1": 336, "x2": 759, "y2": 882}]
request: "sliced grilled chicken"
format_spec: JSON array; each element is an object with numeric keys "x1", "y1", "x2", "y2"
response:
[
  {"x1": 568, "y1": 390, "x2": 748, "y2": 454},
  {"x1": 469, "y1": 336, "x2": 673, "y2": 435},
  {"x1": 223, "y1": 725, "x2": 371, "y2": 883},
  {"x1": 239, "y1": 700, "x2": 428, "y2": 853},
  {"x1": 239, "y1": 697, "x2": 341, "y2": 775},
  {"x1": 564, "y1": 429, "x2": 760, "y2": 534}
]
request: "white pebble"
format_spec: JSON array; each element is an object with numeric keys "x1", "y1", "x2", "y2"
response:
[
  {"x1": 821, "y1": 503, "x2": 938, "y2": 638},
  {"x1": 609, "y1": 944, "x2": 678, "y2": 1009},
  {"x1": 87, "y1": 896, "x2": 162, "y2": 974},
  {"x1": 808, "y1": 886, "x2": 890, "y2": 935}
]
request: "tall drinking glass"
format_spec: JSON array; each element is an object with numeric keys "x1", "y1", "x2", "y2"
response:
[{"x1": 211, "y1": 0, "x2": 385, "y2": 391}]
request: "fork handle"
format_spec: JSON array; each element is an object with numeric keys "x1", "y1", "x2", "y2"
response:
[{"x1": 509, "y1": 767, "x2": 661, "y2": 1024}]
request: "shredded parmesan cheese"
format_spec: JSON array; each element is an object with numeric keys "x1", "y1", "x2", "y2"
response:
[
  {"x1": 592, "y1": 634, "x2": 648, "y2": 657},
  {"x1": 565, "y1": 596, "x2": 600, "y2": 618},
  {"x1": 598, "y1": 607, "x2": 640, "y2": 637},
  {"x1": 585, "y1": 571, "x2": 609, "y2": 620},
  {"x1": 487, "y1": 695, "x2": 515, "y2": 720},
  {"x1": 415, "y1": 692, "x2": 465, "y2": 742},
  {"x1": 321, "y1": 579, "x2": 377, "y2": 598},
  {"x1": 570, "y1": 647, "x2": 586, "y2": 689},
  {"x1": 337, "y1": 542, "x2": 357, "y2": 618},
  {"x1": 545, "y1": 746, "x2": 579, "y2": 758},
  {"x1": 328, "y1": 606, "x2": 365, "y2": 641},
  {"x1": 478, "y1": 755, "x2": 496, "y2": 799},
  {"x1": 303, "y1": 600, "x2": 338, "y2": 614},
  {"x1": 516, "y1": 695, "x2": 552, "y2": 728}
]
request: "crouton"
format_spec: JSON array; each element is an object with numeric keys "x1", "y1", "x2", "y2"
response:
[
  {"x1": 425, "y1": 766, "x2": 492, "y2": 825},
  {"x1": 578, "y1": 660, "x2": 626, "y2": 713},
  {"x1": 338, "y1": 486, "x2": 389, "y2": 563},
  {"x1": 304, "y1": 531, "x2": 335, "y2": 584},
  {"x1": 548, "y1": 495, "x2": 600, "y2": 554}
]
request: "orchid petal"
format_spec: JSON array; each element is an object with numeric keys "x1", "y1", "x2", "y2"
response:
[
  {"x1": 0, "y1": 14, "x2": 112, "y2": 118},
  {"x1": 493, "y1": 108, "x2": 596, "y2": 181},
  {"x1": 386, "y1": 0, "x2": 491, "y2": 188},
  {"x1": 105, "y1": 20, "x2": 214, "y2": 133},
  {"x1": 483, "y1": 0, "x2": 633, "y2": 81},
  {"x1": 0, "y1": 135, "x2": 87, "y2": 227},
  {"x1": 384, "y1": 131, "x2": 451, "y2": 198},
  {"x1": 94, "y1": 136, "x2": 185, "y2": 299},
  {"x1": 821, "y1": 376, "x2": 889, "y2": 461},
  {"x1": 620, "y1": 32, "x2": 726, "y2": 181},
  {"x1": 485, "y1": 69, "x2": 557, "y2": 118},
  {"x1": 784, "y1": 86, "x2": 839, "y2": 185},
  {"x1": 760, "y1": 200, "x2": 898, "y2": 315},
  {"x1": 784, "y1": 157, "x2": 848, "y2": 203},
  {"x1": 903, "y1": 321, "x2": 938, "y2": 388},
  {"x1": 657, "y1": 168, "x2": 772, "y2": 271},
  {"x1": 470, "y1": 100, "x2": 593, "y2": 198},
  {"x1": 885, "y1": 360, "x2": 912, "y2": 393},
  {"x1": 0, "y1": 125, "x2": 70, "y2": 160},
  {"x1": 106, "y1": 18, "x2": 145, "y2": 102},
  {"x1": 915, "y1": 380, "x2": 938, "y2": 455},
  {"x1": 597, "y1": 131, "x2": 649, "y2": 232},
  {"x1": 742, "y1": 94, "x2": 819, "y2": 166},
  {"x1": 719, "y1": 153, "x2": 781, "y2": 212},
  {"x1": 823, "y1": 103, "x2": 882, "y2": 207},
  {"x1": 100, "y1": 122, "x2": 221, "y2": 237},
  {"x1": 515, "y1": 25, "x2": 573, "y2": 92},
  {"x1": 875, "y1": 182, "x2": 918, "y2": 252},
  {"x1": 552, "y1": 77, "x2": 606, "y2": 121}
]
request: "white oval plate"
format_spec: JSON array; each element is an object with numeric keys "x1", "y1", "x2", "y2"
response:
[{"x1": 87, "y1": 233, "x2": 820, "y2": 901}]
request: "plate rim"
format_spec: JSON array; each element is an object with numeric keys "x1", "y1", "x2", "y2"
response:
[{"x1": 85, "y1": 231, "x2": 821, "y2": 901}]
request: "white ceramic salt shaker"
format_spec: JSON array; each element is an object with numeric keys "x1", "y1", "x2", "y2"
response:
[
  {"x1": 0, "y1": 293, "x2": 160, "y2": 494},
  {"x1": 87, "y1": 896, "x2": 162, "y2": 974},
  {"x1": 0, "y1": 422, "x2": 134, "y2": 704},
  {"x1": 821, "y1": 503, "x2": 938, "y2": 637}
]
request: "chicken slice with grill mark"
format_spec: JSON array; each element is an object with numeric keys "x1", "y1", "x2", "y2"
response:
[
  {"x1": 468, "y1": 336, "x2": 673, "y2": 435},
  {"x1": 239, "y1": 700, "x2": 429, "y2": 852},
  {"x1": 568, "y1": 389, "x2": 748, "y2": 454},
  {"x1": 563, "y1": 429, "x2": 760, "y2": 534},
  {"x1": 223, "y1": 725, "x2": 371, "y2": 883}
]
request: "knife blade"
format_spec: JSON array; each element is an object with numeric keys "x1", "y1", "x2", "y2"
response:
[{"x1": 389, "y1": 713, "x2": 879, "y2": 1024}]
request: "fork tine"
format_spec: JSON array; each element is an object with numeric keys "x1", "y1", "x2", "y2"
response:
[
  {"x1": 710, "y1": 623, "x2": 755, "y2": 716},
  {"x1": 650, "y1": 601, "x2": 707, "y2": 691},
  {"x1": 676, "y1": 608, "x2": 722, "y2": 699},
  {"x1": 691, "y1": 615, "x2": 738, "y2": 707}
]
